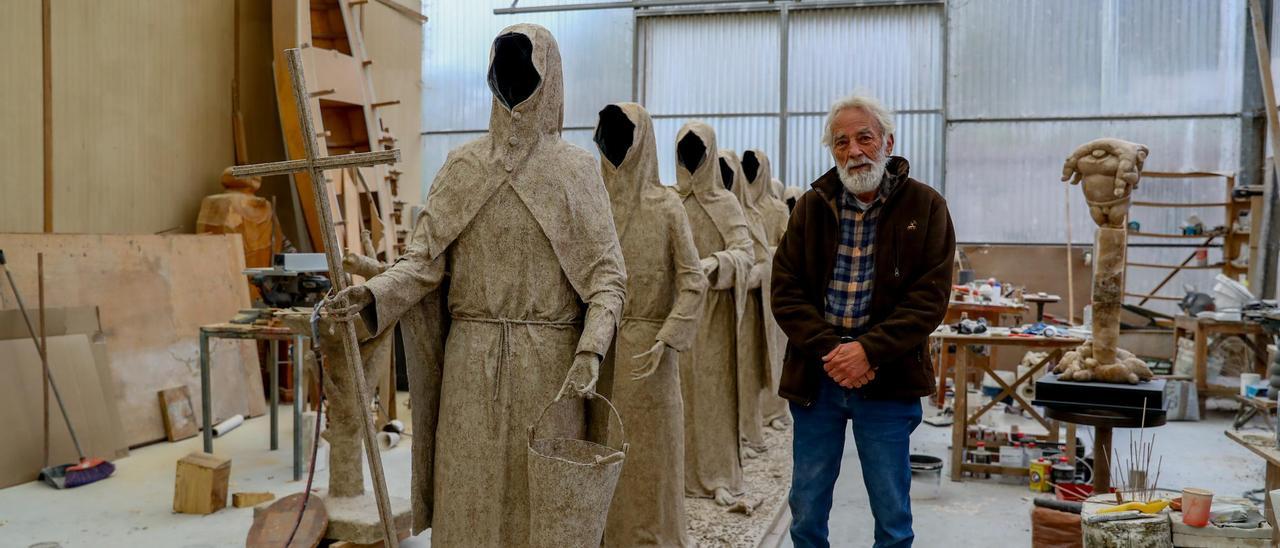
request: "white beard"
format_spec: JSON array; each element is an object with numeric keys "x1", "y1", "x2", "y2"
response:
[{"x1": 836, "y1": 148, "x2": 888, "y2": 196}]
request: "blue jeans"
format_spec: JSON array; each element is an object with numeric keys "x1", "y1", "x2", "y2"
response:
[{"x1": 788, "y1": 376, "x2": 923, "y2": 548}]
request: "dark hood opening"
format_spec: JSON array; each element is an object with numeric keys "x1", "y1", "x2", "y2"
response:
[
  {"x1": 719, "y1": 157, "x2": 734, "y2": 191},
  {"x1": 488, "y1": 32, "x2": 540, "y2": 110},
  {"x1": 742, "y1": 151, "x2": 760, "y2": 184},
  {"x1": 677, "y1": 132, "x2": 706, "y2": 174},
  {"x1": 594, "y1": 105, "x2": 634, "y2": 168},
  {"x1": 786, "y1": 197, "x2": 797, "y2": 211}
]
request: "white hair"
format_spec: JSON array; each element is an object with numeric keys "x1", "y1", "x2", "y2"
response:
[{"x1": 822, "y1": 93, "x2": 895, "y2": 147}]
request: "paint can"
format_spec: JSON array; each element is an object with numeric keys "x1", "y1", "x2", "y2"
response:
[
  {"x1": 909, "y1": 454, "x2": 943, "y2": 500},
  {"x1": 1029, "y1": 458, "x2": 1053, "y2": 493}
]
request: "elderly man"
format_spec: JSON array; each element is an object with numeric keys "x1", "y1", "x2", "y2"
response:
[{"x1": 771, "y1": 94, "x2": 955, "y2": 548}]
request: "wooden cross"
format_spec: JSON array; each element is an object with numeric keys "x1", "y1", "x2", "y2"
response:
[{"x1": 231, "y1": 48, "x2": 399, "y2": 548}]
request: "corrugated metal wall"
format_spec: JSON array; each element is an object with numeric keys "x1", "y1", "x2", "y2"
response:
[
  {"x1": 946, "y1": 0, "x2": 1250, "y2": 309},
  {"x1": 638, "y1": 4, "x2": 943, "y2": 187},
  {"x1": 788, "y1": 6, "x2": 943, "y2": 187},
  {"x1": 420, "y1": 0, "x2": 632, "y2": 186},
  {"x1": 421, "y1": 0, "x2": 1260, "y2": 309}
]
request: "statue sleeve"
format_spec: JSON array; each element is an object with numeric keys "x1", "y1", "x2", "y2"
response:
[
  {"x1": 709, "y1": 222, "x2": 755, "y2": 291},
  {"x1": 362, "y1": 244, "x2": 447, "y2": 338},
  {"x1": 657, "y1": 206, "x2": 708, "y2": 352}
]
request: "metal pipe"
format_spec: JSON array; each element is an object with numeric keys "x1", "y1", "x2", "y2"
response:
[
  {"x1": 635, "y1": 0, "x2": 942, "y2": 17},
  {"x1": 495, "y1": 0, "x2": 763, "y2": 15},
  {"x1": 778, "y1": 3, "x2": 790, "y2": 182},
  {"x1": 947, "y1": 113, "x2": 1241, "y2": 124}
]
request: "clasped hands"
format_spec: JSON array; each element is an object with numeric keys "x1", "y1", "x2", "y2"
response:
[{"x1": 823, "y1": 341, "x2": 876, "y2": 389}]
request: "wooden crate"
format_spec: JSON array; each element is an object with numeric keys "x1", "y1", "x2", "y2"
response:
[{"x1": 174, "y1": 452, "x2": 231, "y2": 515}]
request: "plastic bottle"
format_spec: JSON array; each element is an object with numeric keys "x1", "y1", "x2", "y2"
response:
[
  {"x1": 1051, "y1": 455, "x2": 1074, "y2": 485},
  {"x1": 1025, "y1": 441, "x2": 1041, "y2": 462}
]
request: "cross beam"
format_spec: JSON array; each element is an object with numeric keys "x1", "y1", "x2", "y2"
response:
[{"x1": 230, "y1": 47, "x2": 400, "y2": 548}]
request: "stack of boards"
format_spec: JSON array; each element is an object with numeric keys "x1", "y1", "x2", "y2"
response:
[{"x1": 272, "y1": 0, "x2": 408, "y2": 259}]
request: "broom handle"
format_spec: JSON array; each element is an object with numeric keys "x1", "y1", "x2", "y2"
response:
[{"x1": 1, "y1": 260, "x2": 86, "y2": 460}]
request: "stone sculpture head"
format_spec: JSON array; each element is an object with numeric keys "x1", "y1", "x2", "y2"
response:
[{"x1": 1061, "y1": 138, "x2": 1149, "y2": 228}]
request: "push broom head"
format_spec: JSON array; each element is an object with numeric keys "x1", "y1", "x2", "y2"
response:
[{"x1": 39, "y1": 458, "x2": 115, "y2": 489}]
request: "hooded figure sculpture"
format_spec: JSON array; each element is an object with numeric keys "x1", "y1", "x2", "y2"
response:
[
  {"x1": 325, "y1": 24, "x2": 627, "y2": 546},
  {"x1": 721, "y1": 150, "x2": 773, "y2": 456},
  {"x1": 594, "y1": 102, "x2": 705, "y2": 547},
  {"x1": 673, "y1": 121, "x2": 755, "y2": 505},
  {"x1": 741, "y1": 149, "x2": 791, "y2": 430}
]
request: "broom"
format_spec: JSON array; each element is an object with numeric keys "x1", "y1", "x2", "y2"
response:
[{"x1": 0, "y1": 250, "x2": 115, "y2": 488}]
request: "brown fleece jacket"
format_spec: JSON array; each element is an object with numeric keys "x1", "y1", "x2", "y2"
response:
[{"x1": 771, "y1": 157, "x2": 955, "y2": 404}]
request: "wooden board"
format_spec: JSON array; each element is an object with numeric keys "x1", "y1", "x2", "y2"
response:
[
  {"x1": 246, "y1": 493, "x2": 328, "y2": 548},
  {"x1": 159, "y1": 386, "x2": 199, "y2": 442},
  {"x1": 0, "y1": 1, "x2": 42, "y2": 233},
  {"x1": 51, "y1": 0, "x2": 235, "y2": 234},
  {"x1": 0, "y1": 233, "x2": 265, "y2": 447},
  {"x1": 0, "y1": 334, "x2": 123, "y2": 489}
]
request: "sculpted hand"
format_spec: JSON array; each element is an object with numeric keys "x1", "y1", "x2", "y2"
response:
[
  {"x1": 822, "y1": 341, "x2": 875, "y2": 389},
  {"x1": 700, "y1": 257, "x2": 719, "y2": 278},
  {"x1": 556, "y1": 352, "x2": 600, "y2": 401},
  {"x1": 630, "y1": 340, "x2": 670, "y2": 380},
  {"x1": 747, "y1": 263, "x2": 765, "y2": 289},
  {"x1": 324, "y1": 286, "x2": 373, "y2": 323}
]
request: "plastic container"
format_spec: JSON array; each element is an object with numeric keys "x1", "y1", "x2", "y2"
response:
[
  {"x1": 999, "y1": 443, "x2": 1025, "y2": 468},
  {"x1": 1181, "y1": 488, "x2": 1213, "y2": 527},
  {"x1": 1051, "y1": 456, "x2": 1074, "y2": 485},
  {"x1": 909, "y1": 454, "x2": 943, "y2": 500},
  {"x1": 1025, "y1": 441, "x2": 1042, "y2": 462}
]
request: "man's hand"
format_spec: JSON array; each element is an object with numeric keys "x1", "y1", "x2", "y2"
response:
[
  {"x1": 630, "y1": 340, "x2": 670, "y2": 380},
  {"x1": 556, "y1": 352, "x2": 601, "y2": 401},
  {"x1": 822, "y1": 341, "x2": 875, "y2": 389},
  {"x1": 324, "y1": 286, "x2": 373, "y2": 322}
]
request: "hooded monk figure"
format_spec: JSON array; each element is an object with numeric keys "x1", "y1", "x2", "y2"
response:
[
  {"x1": 673, "y1": 121, "x2": 755, "y2": 506},
  {"x1": 324, "y1": 24, "x2": 626, "y2": 546},
  {"x1": 594, "y1": 102, "x2": 706, "y2": 547},
  {"x1": 739, "y1": 149, "x2": 792, "y2": 432}
]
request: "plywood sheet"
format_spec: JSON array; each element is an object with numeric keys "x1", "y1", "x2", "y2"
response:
[
  {"x1": 0, "y1": 0, "x2": 43, "y2": 233},
  {"x1": 50, "y1": 0, "x2": 234, "y2": 234},
  {"x1": 0, "y1": 335, "x2": 121, "y2": 489},
  {"x1": 0, "y1": 305, "x2": 129, "y2": 463},
  {"x1": 0, "y1": 233, "x2": 265, "y2": 447}
]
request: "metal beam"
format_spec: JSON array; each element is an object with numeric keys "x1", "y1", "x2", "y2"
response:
[
  {"x1": 778, "y1": 3, "x2": 789, "y2": 182},
  {"x1": 495, "y1": 0, "x2": 762, "y2": 15}
]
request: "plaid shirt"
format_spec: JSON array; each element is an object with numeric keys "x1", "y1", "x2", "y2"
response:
[{"x1": 824, "y1": 184, "x2": 889, "y2": 330}]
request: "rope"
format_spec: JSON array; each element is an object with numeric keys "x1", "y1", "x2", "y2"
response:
[{"x1": 450, "y1": 316, "x2": 579, "y2": 402}]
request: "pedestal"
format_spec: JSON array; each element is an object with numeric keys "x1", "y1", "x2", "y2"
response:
[{"x1": 320, "y1": 490, "x2": 413, "y2": 545}]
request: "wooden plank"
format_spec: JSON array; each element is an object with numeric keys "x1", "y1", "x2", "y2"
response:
[
  {"x1": 233, "y1": 491, "x2": 277, "y2": 508},
  {"x1": 0, "y1": 234, "x2": 264, "y2": 447},
  {"x1": 42, "y1": 0, "x2": 52, "y2": 233},
  {"x1": 0, "y1": 1, "x2": 43, "y2": 233}
]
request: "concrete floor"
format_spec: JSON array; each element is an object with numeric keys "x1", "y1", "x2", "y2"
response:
[
  {"x1": 0, "y1": 394, "x2": 1266, "y2": 547},
  {"x1": 780, "y1": 402, "x2": 1267, "y2": 547}
]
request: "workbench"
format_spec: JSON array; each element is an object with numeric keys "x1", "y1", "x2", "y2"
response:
[
  {"x1": 1173, "y1": 315, "x2": 1270, "y2": 410},
  {"x1": 199, "y1": 321, "x2": 308, "y2": 480},
  {"x1": 931, "y1": 331, "x2": 1084, "y2": 482},
  {"x1": 1225, "y1": 430, "x2": 1280, "y2": 546},
  {"x1": 934, "y1": 301, "x2": 1029, "y2": 406}
]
